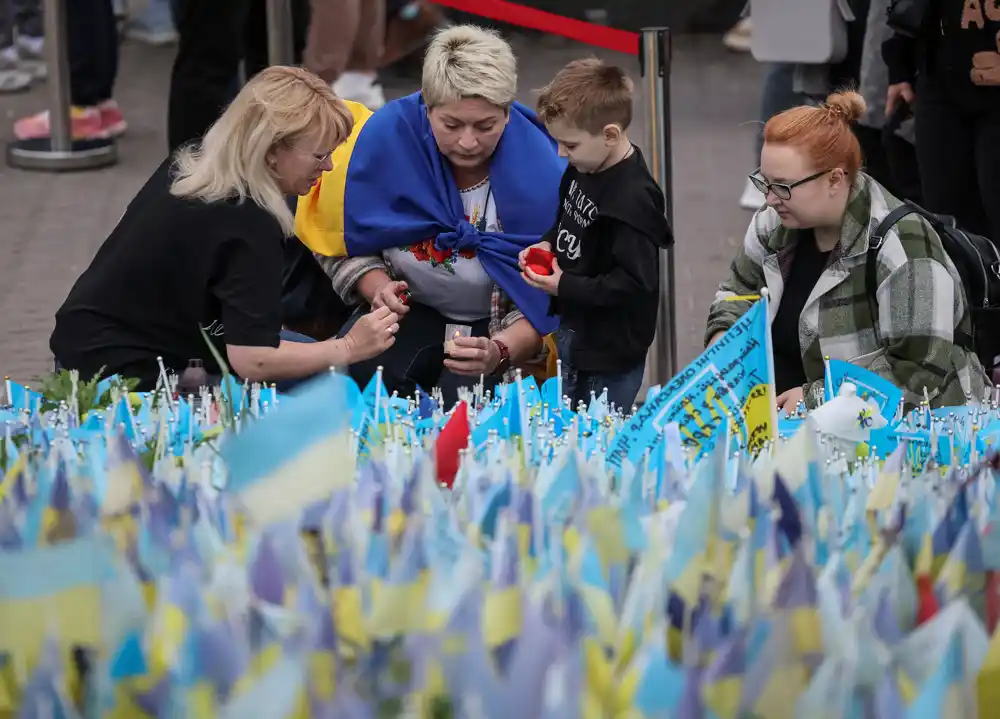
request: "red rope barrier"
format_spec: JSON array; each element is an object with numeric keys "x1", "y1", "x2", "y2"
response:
[{"x1": 427, "y1": 0, "x2": 640, "y2": 55}]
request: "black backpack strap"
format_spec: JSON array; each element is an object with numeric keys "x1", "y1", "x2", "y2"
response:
[{"x1": 865, "y1": 205, "x2": 917, "y2": 332}]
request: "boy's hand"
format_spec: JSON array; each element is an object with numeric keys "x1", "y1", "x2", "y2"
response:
[
  {"x1": 518, "y1": 241, "x2": 552, "y2": 270},
  {"x1": 523, "y1": 257, "x2": 562, "y2": 296}
]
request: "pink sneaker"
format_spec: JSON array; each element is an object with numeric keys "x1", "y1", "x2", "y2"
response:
[
  {"x1": 97, "y1": 100, "x2": 127, "y2": 137},
  {"x1": 13, "y1": 106, "x2": 105, "y2": 141}
]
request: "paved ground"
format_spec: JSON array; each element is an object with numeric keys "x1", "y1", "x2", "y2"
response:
[{"x1": 0, "y1": 32, "x2": 763, "y2": 386}]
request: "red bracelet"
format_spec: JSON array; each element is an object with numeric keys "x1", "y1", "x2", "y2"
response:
[{"x1": 492, "y1": 339, "x2": 510, "y2": 375}]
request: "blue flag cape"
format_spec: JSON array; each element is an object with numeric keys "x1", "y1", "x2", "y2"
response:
[{"x1": 295, "y1": 93, "x2": 565, "y2": 335}]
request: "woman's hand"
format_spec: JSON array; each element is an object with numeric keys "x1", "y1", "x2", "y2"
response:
[
  {"x1": 776, "y1": 386, "x2": 805, "y2": 415},
  {"x1": 885, "y1": 82, "x2": 914, "y2": 118},
  {"x1": 518, "y1": 240, "x2": 552, "y2": 269},
  {"x1": 370, "y1": 279, "x2": 411, "y2": 315},
  {"x1": 444, "y1": 336, "x2": 500, "y2": 376},
  {"x1": 343, "y1": 306, "x2": 400, "y2": 363},
  {"x1": 522, "y1": 258, "x2": 562, "y2": 296}
]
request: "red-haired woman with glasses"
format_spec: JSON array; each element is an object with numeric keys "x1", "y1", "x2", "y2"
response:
[{"x1": 707, "y1": 90, "x2": 988, "y2": 412}]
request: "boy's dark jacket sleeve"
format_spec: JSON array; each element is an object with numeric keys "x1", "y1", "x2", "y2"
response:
[{"x1": 557, "y1": 181, "x2": 672, "y2": 308}]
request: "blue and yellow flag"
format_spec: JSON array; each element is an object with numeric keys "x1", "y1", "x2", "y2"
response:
[
  {"x1": 295, "y1": 93, "x2": 565, "y2": 336},
  {"x1": 606, "y1": 294, "x2": 776, "y2": 472},
  {"x1": 825, "y1": 358, "x2": 903, "y2": 419},
  {"x1": 220, "y1": 373, "x2": 357, "y2": 527},
  {"x1": 4, "y1": 377, "x2": 41, "y2": 413}
]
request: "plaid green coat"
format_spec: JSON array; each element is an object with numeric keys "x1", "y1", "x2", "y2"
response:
[{"x1": 705, "y1": 174, "x2": 989, "y2": 410}]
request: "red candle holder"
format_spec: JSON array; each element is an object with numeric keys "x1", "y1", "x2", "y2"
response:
[{"x1": 525, "y1": 247, "x2": 555, "y2": 276}]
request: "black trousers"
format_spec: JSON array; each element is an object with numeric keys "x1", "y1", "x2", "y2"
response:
[
  {"x1": 67, "y1": 0, "x2": 118, "y2": 106},
  {"x1": 168, "y1": 0, "x2": 252, "y2": 152},
  {"x1": 915, "y1": 78, "x2": 1000, "y2": 244},
  {"x1": 855, "y1": 124, "x2": 923, "y2": 206},
  {"x1": 339, "y1": 302, "x2": 497, "y2": 408},
  {"x1": 829, "y1": 0, "x2": 869, "y2": 91},
  {"x1": 243, "y1": 0, "x2": 309, "y2": 80}
]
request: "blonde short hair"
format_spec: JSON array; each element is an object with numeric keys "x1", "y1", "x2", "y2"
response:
[
  {"x1": 421, "y1": 25, "x2": 517, "y2": 109},
  {"x1": 170, "y1": 66, "x2": 354, "y2": 236}
]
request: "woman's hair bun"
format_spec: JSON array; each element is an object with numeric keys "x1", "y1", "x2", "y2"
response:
[{"x1": 823, "y1": 90, "x2": 866, "y2": 124}]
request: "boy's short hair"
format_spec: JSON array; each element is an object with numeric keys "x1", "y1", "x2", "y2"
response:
[{"x1": 536, "y1": 58, "x2": 634, "y2": 134}]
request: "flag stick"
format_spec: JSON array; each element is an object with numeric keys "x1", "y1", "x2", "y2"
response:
[
  {"x1": 123, "y1": 391, "x2": 139, "y2": 441},
  {"x1": 374, "y1": 366, "x2": 384, "y2": 428},
  {"x1": 556, "y1": 359, "x2": 563, "y2": 409},
  {"x1": 515, "y1": 369, "x2": 529, "y2": 467},
  {"x1": 823, "y1": 355, "x2": 832, "y2": 402}
]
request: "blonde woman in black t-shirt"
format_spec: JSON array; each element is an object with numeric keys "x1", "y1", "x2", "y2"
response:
[{"x1": 51, "y1": 66, "x2": 399, "y2": 390}]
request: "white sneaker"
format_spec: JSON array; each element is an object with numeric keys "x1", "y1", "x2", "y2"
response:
[
  {"x1": 0, "y1": 67, "x2": 32, "y2": 93},
  {"x1": 332, "y1": 71, "x2": 386, "y2": 110},
  {"x1": 723, "y1": 18, "x2": 753, "y2": 53},
  {"x1": 739, "y1": 177, "x2": 766, "y2": 210},
  {"x1": 0, "y1": 45, "x2": 19, "y2": 68},
  {"x1": 358, "y1": 82, "x2": 386, "y2": 110},
  {"x1": 14, "y1": 37, "x2": 46, "y2": 80},
  {"x1": 14, "y1": 34, "x2": 43, "y2": 58},
  {"x1": 124, "y1": 24, "x2": 179, "y2": 46}
]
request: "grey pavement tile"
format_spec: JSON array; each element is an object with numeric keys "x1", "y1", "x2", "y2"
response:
[{"x1": 0, "y1": 32, "x2": 763, "y2": 385}]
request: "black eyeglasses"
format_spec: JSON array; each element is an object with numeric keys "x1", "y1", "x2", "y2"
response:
[{"x1": 749, "y1": 168, "x2": 831, "y2": 200}]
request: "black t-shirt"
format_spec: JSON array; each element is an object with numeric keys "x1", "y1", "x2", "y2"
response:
[
  {"x1": 50, "y1": 159, "x2": 284, "y2": 390},
  {"x1": 548, "y1": 147, "x2": 673, "y2": 372},
  {"x1": 771, "y1": 231, "x2": 831, "y2": 394}
]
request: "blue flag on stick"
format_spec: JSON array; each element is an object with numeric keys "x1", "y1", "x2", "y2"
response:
[{"x1": 607, "y1": 295, "x2": 776, "y2": 471}]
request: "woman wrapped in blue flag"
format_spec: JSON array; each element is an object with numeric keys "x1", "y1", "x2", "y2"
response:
[{"x1": 294, "y1": 24, "x2": 566, "y2": 402}]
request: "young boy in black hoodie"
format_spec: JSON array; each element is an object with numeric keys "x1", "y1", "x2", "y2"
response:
[{"x1": 519, "y1": 58, "x2": 673, "y2": 412}]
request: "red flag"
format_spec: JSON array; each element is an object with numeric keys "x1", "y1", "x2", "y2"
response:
[
  {"x1": 915, "y1": 574, "x2": 939, "y2": 626},
  {"x1": 436, "y1": 401, "x2": 469, "y2": 489},
  {"x1": 986, "y1": 571, "x2": 1000, "y2": 634}
]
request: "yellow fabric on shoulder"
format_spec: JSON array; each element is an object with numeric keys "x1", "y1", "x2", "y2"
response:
[{"x1": 294, "y1": 100, "x2": 374, "y2": 257}]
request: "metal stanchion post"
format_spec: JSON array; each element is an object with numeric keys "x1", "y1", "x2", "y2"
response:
[
  {"x1": 266, "y1": 0, "x2": 295, "y2": 66},
  {"x1": 5, "y1": 0, "x2": 116, "y2": 171},
  {"x1": 639, "y1": 27, "x2": 677, "y2": 385}
]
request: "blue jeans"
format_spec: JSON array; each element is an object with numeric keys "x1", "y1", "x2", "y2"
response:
[
  {"x1": 755, "y1": 63, "x2": 806, "y2": 160},
  {"x1": 276, "y1": 329, "x2": 320, "y2": 393},
  {"x1": 0, "y1": 0, "x2": 43, "y2": 46},
  {"x1": 133, "y1": 0, "x2": 176, "y2": 32},
  {"x1": 555, "y1": 329, "x2": 646, "y2": 412}
]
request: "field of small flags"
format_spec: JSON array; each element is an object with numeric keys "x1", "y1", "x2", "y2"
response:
[{"x1": 4, "y1": 322, "x2": 1000, "y2": 715}]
